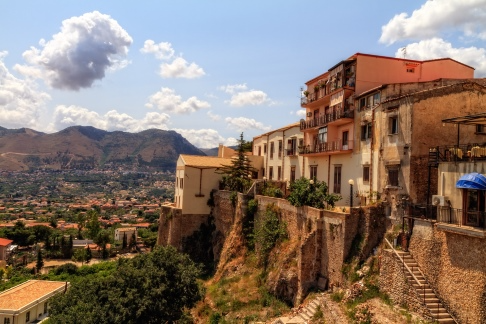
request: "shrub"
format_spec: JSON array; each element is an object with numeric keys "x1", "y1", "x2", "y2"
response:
[{"x1": 253, "y1": 204, "x2": 287, "y2": 266}]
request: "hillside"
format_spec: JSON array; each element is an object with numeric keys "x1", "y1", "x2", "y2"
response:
[{"x1": 0, "y1": 126, "x2": 205, "y2": 171}]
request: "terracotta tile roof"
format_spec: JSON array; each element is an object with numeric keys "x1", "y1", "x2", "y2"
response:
[
  {"x1": 180, "y1": 155, "x2": 233, "y2": 168},
  {"x1": 0, "y1": 280, "x2": 67, "y2": 311},
  {"x1": 0, "y1": 238, "x2": 13, "y2": 246}
]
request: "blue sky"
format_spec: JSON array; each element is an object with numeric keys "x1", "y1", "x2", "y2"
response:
[{"x1": 1, "y1": 0, "x2": 486, "y2": 148}]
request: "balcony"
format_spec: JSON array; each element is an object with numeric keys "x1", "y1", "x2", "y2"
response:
[
  {"x1": 428, "y1": 143, "x2": 486, "y2": 166},
  {"x1": 300, "y1": 108, "x2": 354, "y2": 131},
  {"x1": 298, "y1": 139, "x2": 354, "y2": 156},
  {"x1": 286, "y1": 148, "x2": 298, "y2": 157},
  {"x1": 407, "y1": 204, "x2": 485, "y2": 236}
]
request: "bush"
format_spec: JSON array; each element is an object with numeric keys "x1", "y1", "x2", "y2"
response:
[
  {"x1": 287, "y1": 177, "x2": 341, "y2": 209},
  {"x1": 253, "y1": 204, "x2": 287, "y2": 266}
]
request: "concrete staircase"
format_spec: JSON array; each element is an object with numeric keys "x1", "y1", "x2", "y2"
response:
[{"x1": 395, "y1": 251, "x2": 455, "y2": 323}]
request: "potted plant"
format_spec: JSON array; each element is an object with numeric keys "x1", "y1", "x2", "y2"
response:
[{"x1": 303, "y1": 90, "x2": 309, "y2": 97}]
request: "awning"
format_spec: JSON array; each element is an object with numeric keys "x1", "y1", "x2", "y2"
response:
[{"x1": 456, "y1": 172, "x2": 486, "y2": 190}]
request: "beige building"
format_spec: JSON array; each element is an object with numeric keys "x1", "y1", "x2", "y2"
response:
[
  {"x1": 0, "y1": 280, "x2": 68, "y2": 324},
  {"x1": 252, "y1": 123, "x2": 304, "y2": 183},
  {"x1": 114, "y1": 227, "x2": 137, "y2": 241}
]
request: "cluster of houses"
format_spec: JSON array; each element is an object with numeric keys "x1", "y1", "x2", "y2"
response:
[{"x1": 174, "y1": 52, "x2": 486, "y2": 234}]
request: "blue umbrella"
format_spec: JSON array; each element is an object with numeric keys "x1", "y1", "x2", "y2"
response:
[{"x1": 456, "y1": 172, "x2": 486, "y2": 190}]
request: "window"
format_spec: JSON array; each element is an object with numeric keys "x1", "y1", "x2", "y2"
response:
[
  {"x1": 387, "y1": 167, "x2": 399, "y2": 187},
  {"x1": 363, "y1": 165, "x2": 370, "y2": 183},
  {"x1": 476, "y1": 125, "x2": 486, "y2": 134},
  {"x1": 270, "y1": 142, "x2": 274, "y2": 159},
  {"x1": 261, "y1": 168, "x2": 265, "y2": 177},
  {"x1": 310, "y1": 165, "x2": 317, "y2": 180},
  {"x1": 373, "y1": 92, "x2": 381, "y2": 105},
  {"x1": 258, "y1": 146, "x2": 261, "y2": 156},
  {"x1": 278, "y1": 140, "x2": 283, "y2": 158},
  {"x1": 361, "y1": 123, "x2": 372, "y2": 140},
  {"x1": 290, "y1": 166, "x2": 296, "y2": 182},
  {"x1": 287, "y1": 138, "x2": 297, "y2": 156},
  {"x1": 318, "y1": 127, "x2": 328, "y2": 143},
  {"x1": 406, "y1": 68, "x2": 415, "y2": 73},
  {"x1": 26, "y1": 311, "x2": 30, "y2": 322},
  {"x1": 180, "y1": 178, "x2": 184, "y2": 189},
  {"x1": 264, "y1": 144, "x2": 267, "y2": 154},
  {"x1": 333, "y1": 165, "x2": 342, "y2": 194},
  {"x1": 359, "y1": 97, "x2": 366, "y2": 110},
  {"x1": 269, "y1": 167, "x2": 273, "y2": 180},
  {"x1": 4, "y1": 318, "x2": 10, "y2": 324},
  {"x1": 44, "y1": 302, "x2": 48, "y2": 314},
  {"x1": 342, "y1": 131, "x2": 349, "y2": 149},
  {"x1": 277, "y1": 166, "x2": 282, "y2": 180},
  {"x1": 389, "y1": 116, "x2": 398, "y2": 134}
]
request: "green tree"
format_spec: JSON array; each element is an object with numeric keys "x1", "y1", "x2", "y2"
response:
[
  {"x1": 86, "y1": 246, "x2": 92, "y2": 264},
  {"x1": 122, "y1": 232, "x2": 127, "y2": 250},
  {"x1": 48, "y1": 246, "x2": 203, "y2": 323},
  {"x1": 287, "y1": 177, "x2": 342, "y2": 209},
  {"x1": 85, "y1": 210, "x2": 101, "y2": 239},
  {"x1": 36, "y1": 250, "x2": 44, "y2": 273},
  {"x1": 72, "y1": 248, "x2": 88, "y2": 265},
  {"x1": 218, "y1": 133, "x2": 257, "y2": 193},
  {"x1": 129, "y1": 232, "x2": 137, "y2": 251}
]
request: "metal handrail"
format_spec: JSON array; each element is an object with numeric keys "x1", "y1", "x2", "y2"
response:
[{"x1": 384, "y1": 238, "x2": 423, "y2": 288}]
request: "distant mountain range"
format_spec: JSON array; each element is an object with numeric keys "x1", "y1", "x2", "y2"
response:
[{"x1": 0, "y1": 126, "x2": 205, "y2": 171}]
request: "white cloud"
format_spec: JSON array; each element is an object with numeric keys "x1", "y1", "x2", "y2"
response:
[
  {"x1": 172, "y1": 128, "x2": 235, "y2": 149},
  {"x1": 380, "y1": 0, "x2": 486, "y2": 45},
  {"x1": 48, "y1": 105, "x2": 170, "y2": 133},
  {"x1": 145, "y1": 87, "x2": 210, "y2": 114},
  {"x1": 207, "y1": 111, "x2": 221, "y2": 121},
  {"x1": 228, "y1": 90, "x2": 269, "y2": 107},
  {"x1": 0, "y1": 51, "x2": 50, "y2": 129},
  {"x1": 159, "y1": 57, "x2": 205, "y2": 79},
  {"x1": 140, "y1": 40, "x2": 174, "y2": 60},
  {"x1": 218, "y1": 83, "x2": 272, "y2": 107},
  {"x1": 293, "y1": 110, "x2": 306, "y2": 117},
  {"x1": 224, "y1": 117, "x2": 271, "y2": 132},
  {"x1": 218, "y1": 83, "x2": 248, "y2": 94},
  {"x1": 395, "y1": 38, "x2": 486, "y2": 77},
  {"x1": 14, "y1": 11, "x2": 132, "y2": 91}
]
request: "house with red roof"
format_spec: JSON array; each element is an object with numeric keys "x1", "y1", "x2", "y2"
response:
[{"x1": 0, "y1": 238, "x2": 13, "y2": 261}]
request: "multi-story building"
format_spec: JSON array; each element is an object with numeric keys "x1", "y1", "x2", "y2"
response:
[
  {"x1": 299, "y1": 53, "x2": 474, "y2": 206},
  {"x1": 252, "y1": 123, "x2": 303, "y2": 183}
]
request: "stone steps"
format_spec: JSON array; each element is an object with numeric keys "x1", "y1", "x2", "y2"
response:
[{"x1": 394, "y1": 251, "x2": 456, "y2": 323}]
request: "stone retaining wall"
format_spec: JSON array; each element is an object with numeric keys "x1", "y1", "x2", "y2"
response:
[{"x1": 409, "y1": 220, "x2": 486, "y2": 324}]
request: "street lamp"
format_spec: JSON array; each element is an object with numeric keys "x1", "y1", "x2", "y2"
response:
[{"x1": 348, "y1": 179, "x2": 354, "y2": 208}]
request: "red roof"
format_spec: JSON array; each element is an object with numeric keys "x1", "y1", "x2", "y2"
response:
[{"x1": 0, "y1": 238, "x2": 13, "y2": 246}]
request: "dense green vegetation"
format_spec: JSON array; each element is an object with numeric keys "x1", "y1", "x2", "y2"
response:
[
  {"x1": 287, "y1": 177, "x2": 341, "y2": 209},
  {"x1": 45, "y1": 246, "x2": 203, "y2": 323}
]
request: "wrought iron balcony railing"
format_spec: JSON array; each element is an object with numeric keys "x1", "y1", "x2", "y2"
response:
[
  {"x1": 428, "y1": 144, "x2": 486, "y2": 165},
  {"x1": 298, "y1": 140, "x2": 354, "y2": 155},
  {"x1": 300, "y1": 108, "x2": 354, "y2": 131}
]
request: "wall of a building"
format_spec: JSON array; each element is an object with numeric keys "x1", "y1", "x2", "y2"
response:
[
  {"x1": 181, "y1": 166, "x2": 222, "y2": 215},
  {"x1": 410, "y1": 220, "x2": 486, "y2": 324},
  {"x1": 438, "y1": 161, "x2": 486, "y2": 208}
]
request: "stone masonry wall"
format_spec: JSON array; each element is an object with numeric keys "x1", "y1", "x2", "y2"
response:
[
  {"x1": 157, "y1": 205, "x2": 209, "y2": 251},
  {"x1": 409, "y1": 220, "x2": 486, "y2": 324},
  {"x1": 379, "y1": 249, "x2": 433, "y2": 320}
]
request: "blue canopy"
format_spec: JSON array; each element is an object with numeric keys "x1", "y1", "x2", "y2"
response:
[{"x1": 456, "y1": 172, "x2": 486, "y2": 190}]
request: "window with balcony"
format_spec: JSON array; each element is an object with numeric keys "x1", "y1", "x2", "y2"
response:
[
  {"x1": 270, "y1": 142, "x2": 274, "y2": 159},
  {"x1": 361, "y1": 123, "x2": 372, "y2": 140},
  {"x1": 287, "y1": 138, "x2": 297, "y2": 156},
  {"x1": 363, "y1": 165, "x2": 370, "y2": 183},
  {"x1": 278, "y1": 140, "x2": 283, "y2": 158},
  {"x1": 389, "y1": 116, "x2": 398, "y2": 134},
  {"x1": 310, "y1": 165, "x2": 317, "y2": 180},
  {"x1": 334, "y1": 165, "x2": 342, "y2": 194}
]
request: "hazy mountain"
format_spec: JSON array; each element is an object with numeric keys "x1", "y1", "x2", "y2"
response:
[{"x1": 0, "y1": 126, "x2": 205, "y2": 171}]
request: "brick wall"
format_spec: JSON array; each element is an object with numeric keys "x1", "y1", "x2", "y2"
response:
[{"x1": 409, "y1": 220, "x2": 486, "y2": 324}]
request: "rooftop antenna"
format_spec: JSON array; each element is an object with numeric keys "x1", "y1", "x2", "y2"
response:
[{"x1": 401, "y1": 47, "x2": 407, "y2": 59}]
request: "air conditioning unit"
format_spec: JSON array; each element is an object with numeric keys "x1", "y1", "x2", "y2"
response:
[
  {"x1": 432, "y1": 195, "x2": 449, "y2": 207},
  {"x1": 306, "y1": 112, "x2": 312, "y2": 117}
]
